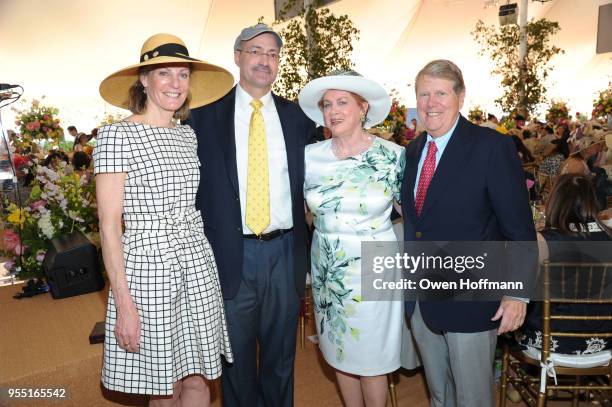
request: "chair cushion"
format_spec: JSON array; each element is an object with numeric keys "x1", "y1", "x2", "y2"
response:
[{"x1": 522, "y1": 346, "x2": 611, "y2": 368}]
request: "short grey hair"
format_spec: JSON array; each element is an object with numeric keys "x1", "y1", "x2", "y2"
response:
[{"x1": 415, "y1": 59, "x2": 465, "y2": 95}]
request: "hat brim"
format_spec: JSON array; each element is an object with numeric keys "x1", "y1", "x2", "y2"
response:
[
  {"x1": 298, "y1": 75, "x2": 391, "y2": 129},
  {"x1": 570, "y1": 138, "x2": 606, "y2": 156},
  {"x1": 99, "y1": 56, "x2": 234, "y2": 110}
]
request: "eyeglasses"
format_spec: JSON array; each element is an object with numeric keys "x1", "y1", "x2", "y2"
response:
[{"x1": 237, "y1": 48, "x2": 280, "y2": 61}]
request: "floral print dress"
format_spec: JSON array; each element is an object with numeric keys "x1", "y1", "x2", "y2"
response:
[{"x1": 304, "y1": 137, "x2": 405, "y2": 375}]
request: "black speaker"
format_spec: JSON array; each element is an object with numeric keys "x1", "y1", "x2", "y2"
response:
[
  {"x1": 499, "y1": 3, "x2": 518, "y2": 26},
  {"x1": 43, "y1": 231, "x2": 104, "y2": 299}
]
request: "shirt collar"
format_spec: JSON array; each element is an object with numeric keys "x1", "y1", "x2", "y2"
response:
[
  {"x1": 236, "y1": 83, "x2": 273, "y2": 110},
  {"x1": 426, "y1": 114, "x2": 460, "y2": 148}
]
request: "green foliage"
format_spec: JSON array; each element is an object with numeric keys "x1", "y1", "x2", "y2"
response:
[
  {"x1": 272, "y1": 1, "x2": 359, "y2": 101},
  {"x1": 468, "y1": 105, "x2": 484, "y2": 123},
  {"x1": 471, "y1": 19, "x2": 564, "y2": 118}
]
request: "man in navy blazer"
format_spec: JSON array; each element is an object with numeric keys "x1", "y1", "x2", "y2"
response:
[
  {"x1": 189, "y1": 24, "x2": 314, "y2": 407},
  {"x1": 401, "y1": 60, "x2": 536, "y2": 407}
]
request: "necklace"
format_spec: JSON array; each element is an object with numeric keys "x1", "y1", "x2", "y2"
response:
[{"x1": 331, "y1": 132, "x2": 373, "y2": 159}]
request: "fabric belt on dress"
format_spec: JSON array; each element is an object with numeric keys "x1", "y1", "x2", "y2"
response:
[{"x1": 243, "y1": 228, "x2": 293, "y2": 241}]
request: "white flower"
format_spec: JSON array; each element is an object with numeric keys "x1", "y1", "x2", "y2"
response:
[
  {"x1": 68, "y1": 210, "x2": 84, "y2": 222},
  {"x1": 38, "y1": 212, "x2": 55, "y2": 239}
]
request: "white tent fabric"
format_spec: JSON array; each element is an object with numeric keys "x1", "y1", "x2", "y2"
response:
[{"x1": 1, "y1": 0, "x2": 610, "y2": 132}]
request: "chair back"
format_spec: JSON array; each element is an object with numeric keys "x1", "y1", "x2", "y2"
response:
[{"x1": 540, "y1": 260, "x2": 612, "y2": 361}]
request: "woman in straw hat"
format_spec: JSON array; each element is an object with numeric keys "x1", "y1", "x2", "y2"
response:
[
  {"x1": 94, "y1": 33, "x2": 234, "y2": 405},
  {"x1": 299, "y1": 71, "x2": 404, "y2": 406}
]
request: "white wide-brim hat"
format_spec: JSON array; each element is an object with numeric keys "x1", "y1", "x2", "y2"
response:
[{"x1": 298, "y1": 70, "x2": 391, "y2": 129}]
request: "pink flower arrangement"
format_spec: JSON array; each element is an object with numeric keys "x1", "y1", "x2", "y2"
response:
[
  {"x1": 592, "y1": 83, "x2": 612, "y2": 119},
  {"x1": 3, "y1": 229, "x2": 21, "y2": 252},
  {"x1": 12, "y1": 99, "x2": 64, "y2": 152}
]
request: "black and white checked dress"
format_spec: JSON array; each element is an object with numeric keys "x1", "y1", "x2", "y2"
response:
[{"x1": 93, "y1": 121, "x2": 233, "y2": 395}]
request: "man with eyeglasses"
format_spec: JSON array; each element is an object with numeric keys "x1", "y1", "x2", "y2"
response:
[{"x1": 189, "y1": 23, "x2": 315, "y2": 407}]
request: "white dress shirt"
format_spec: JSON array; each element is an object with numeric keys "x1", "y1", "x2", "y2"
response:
[
  {"x1": 413, "y1": 115, "x2": 460, "y2": 198},
  {"x1": 234, "y1": 84, "x2": 293, "y2": 234}
]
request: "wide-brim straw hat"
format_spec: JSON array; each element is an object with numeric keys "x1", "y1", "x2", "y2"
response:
[
  {"x1": 99, "y1": 33, "x2": 234, "y2": 110},
  {"x1": 298, "y1": 70, "x2": 391, "y2": 129},
  {"x1": 571, "y1": 134, "x2": 606, "y2": 156}
]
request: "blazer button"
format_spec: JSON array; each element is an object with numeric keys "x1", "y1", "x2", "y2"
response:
[
  {"x1": 415, "y1": 232, "x2": 422, "y2": 239},
  {"x1": 237, "y1": 227, "x2": 241, "y2": 232}
]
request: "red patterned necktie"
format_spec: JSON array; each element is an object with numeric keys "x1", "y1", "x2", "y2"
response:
[{"x1": 415, "y1": 141, "x2": 438, "y2": 216}]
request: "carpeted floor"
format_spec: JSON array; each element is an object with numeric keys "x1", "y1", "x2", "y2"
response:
[{"x1": 0, "y1": 282, "x2": 565, "y2": 407}]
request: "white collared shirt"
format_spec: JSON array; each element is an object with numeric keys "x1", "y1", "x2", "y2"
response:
[
  {"x1": 234, "y1": 84, "x2": 293, "y2": 234},
  {"x1": 413, "y1": 115, "x2": 460, "y2": 199}
]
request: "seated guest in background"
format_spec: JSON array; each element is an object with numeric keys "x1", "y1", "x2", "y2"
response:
[
  {"x1": 72, "y1": 151, "x2": 91, "y2": 170},
  {"x1": 402, "y1": 59, "x2": 535, "y2": 407},
  {"x1": 405, "y1": 117, "x2": 418, "y2": 140},
  {"x1": 300, "y1": 70, "x2": 404, "y2": 407},
  {"x1": 94, "y1": 33, "x2": 233, "y2": 405},
  {"x1": 72, "y1": 151, "x2": 92, "y2": 181},
  {"x1": 481, "y1": 113, "x2": 498, "y2": 129},
  {"x1": 73, "y1": 132, "x2": 89, "y2": 153},
  {"x1": 67, "y1": 125, "x2": 78, "y2": 140},
  {"x1": 514, "y1": 114, "x2": 526, "y2": 129},
  {"x1": 539, "y1": 137, "x2": 570, "y2": 178},
  {"x1": 571, "y1": 136, "x2": 609, "y2": 210},
  {"x1": 42, "y1": 149, "x2": 70, "y2": 169},
  {"x1": 560, "y1": 156, "x2": 589, "y2": 176},
  {"x1": 510, "y1": 134, "x2": 535, "y2": 164},
  {"x1": 518, "y1": 174, "x2": 612, "y2": 354}
]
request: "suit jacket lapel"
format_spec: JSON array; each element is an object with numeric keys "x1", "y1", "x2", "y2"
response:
[
  {"x1": 272, "y1": 93, "x2": 298, "y2": 196},
  {"x1": 419, "y1": 115, "x2": 474, "y2": 218},
  {"x1": 217, "y1": 87, "x2": 239, "y2": 197}
]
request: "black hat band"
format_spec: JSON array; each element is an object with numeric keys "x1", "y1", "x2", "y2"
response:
[{"x1": 140, "y1": 43, "x2": 198, "y2": 63}]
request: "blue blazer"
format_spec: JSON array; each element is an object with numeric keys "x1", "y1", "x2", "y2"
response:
[
  {"x1": 401, "y1": 115, "x2": 536, "y2": 332},
  {"x1": 188, "y1": 87, "x2": 315, "y2": 299}
]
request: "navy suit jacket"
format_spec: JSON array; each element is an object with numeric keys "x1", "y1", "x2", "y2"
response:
[
  {"x1": 401, "y1": 115, "x2": 536, "y2": 332},
  {"x1": 188, "y1": 86, "x2": 315, "y2": 299}
]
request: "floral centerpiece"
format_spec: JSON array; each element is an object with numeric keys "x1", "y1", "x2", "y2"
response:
[
  {"x1": 468, "y1": 106, "x2": 484, "y2": 123},
  {"x1": 380, "y1": 98, "x2": 407, "y2": 135},
  {"x1": 12, "y1": 99, "x2": 64, "y2": 153},
  {"x1": 99, "y1": 112, "x2": 125, "y2": 127},
  {"x1": 546, "y1": 99, "x2": 570, "y2": 124},
  {"x1": 592, "y1": 83, "x2": 612, "y2": 124},
  {"x1": 2, "y1": 158, "x2": 98, "y2": 279}
]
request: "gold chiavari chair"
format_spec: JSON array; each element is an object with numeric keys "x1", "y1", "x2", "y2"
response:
[
  {"x1": 500, "y1": 260, "x2": 612, "y2": 407},
  {"x1": 299, "y1": 282, "x2": 312, "y2": 350}
]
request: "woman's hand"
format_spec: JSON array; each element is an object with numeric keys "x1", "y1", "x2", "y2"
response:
[{"x1": 115, "y1": 299, "x2": 141, "y2": 353}]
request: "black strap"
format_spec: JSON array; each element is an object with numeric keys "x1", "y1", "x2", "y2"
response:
[{"x1": 140, "y1": 43, "x2": 197, "y2": 62}]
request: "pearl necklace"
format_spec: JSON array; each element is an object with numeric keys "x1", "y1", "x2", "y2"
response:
[{"x1": 331, "y1": 132, "x2": 374, "y2": 159}]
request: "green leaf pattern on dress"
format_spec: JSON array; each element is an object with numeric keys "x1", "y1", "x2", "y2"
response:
[
  {"x1": 309, "y1": 139, "x2": 405, "y2": 362},
  {"x1": 312, "y1": 235, "x2": 361, "y2": 362}
]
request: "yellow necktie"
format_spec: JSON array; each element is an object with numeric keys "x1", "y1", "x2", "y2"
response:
[{"x1": 245, "y1": 99, "x2": 270, "y2": 235}]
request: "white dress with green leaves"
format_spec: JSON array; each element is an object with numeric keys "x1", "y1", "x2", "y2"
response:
[{"x1": 304, "y1": 137, "x2": 405, "y2": 376}]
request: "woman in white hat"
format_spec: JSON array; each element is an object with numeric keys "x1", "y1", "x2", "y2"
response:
[
  {"x1": 299, "y1": 71, "x2": 404, "y2": 406},
  {"x1": 94, "y1": 33, "x2": 234, "y2": 405}
]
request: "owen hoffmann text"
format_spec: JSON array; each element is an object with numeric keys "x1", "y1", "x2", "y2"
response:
[{"x1": 370, "y1": 253, "x2": 524, "y2": 291}]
